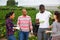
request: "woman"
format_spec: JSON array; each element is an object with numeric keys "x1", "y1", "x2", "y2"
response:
[
  {"x1": 46, "y1": 11, "x2": 60, "y2": 40},
  {"x1": 5, "y1": 12, "x2": 16, "y2": 40}
]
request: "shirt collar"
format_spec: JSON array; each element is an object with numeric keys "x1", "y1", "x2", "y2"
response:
[{"x1": 39, "y1": 10, "x2": 46, "y2": 14}]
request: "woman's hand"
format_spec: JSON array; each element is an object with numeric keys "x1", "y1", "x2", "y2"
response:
[
  {"x1": 45, "y1": 30, "x2": 50, "y2": 33},
  {"x1": 13, "y1": 27, "x2": 16, "y2": 29},
  {"x1": 13, "y1": 27, "x2": 20, "y2": 30},
  {"x1": 45, "y1": 30, "x2": 52, "y2": 33},
  {"x1": 48, "y1": 26, "x2": 52, "y2": 28}
]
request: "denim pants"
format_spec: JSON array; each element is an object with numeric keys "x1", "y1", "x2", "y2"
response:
[
  {"x1": 7, "y1": 34, "x2": 16, "y2": 40},
  {"x1": 19, "y1": 31, "x2": 29, "y2": 40},
  {"x1": 37, "y1": 28, "x2": 49, "y2": 40}
]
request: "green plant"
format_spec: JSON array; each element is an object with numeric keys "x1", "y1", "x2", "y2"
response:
[
  {"x1": 58, "y1": 6, "x2": 60, "y2": 9},
  {"x1": 0, "y1": 6, "x2": 54, "y2": 40}
]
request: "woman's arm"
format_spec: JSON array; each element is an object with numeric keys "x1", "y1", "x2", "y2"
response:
[{"x1": 45, "y1": 30, "x2": 52, "y2": 33}]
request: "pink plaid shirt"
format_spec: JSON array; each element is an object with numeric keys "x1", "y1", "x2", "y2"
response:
[{"x1": 17, "y1": 15, "x2": 33, "y2": 32}]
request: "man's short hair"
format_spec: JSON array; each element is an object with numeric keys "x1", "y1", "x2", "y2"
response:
[{"x1": 39, "y1": 4, "x2": 45, "y2": 9}]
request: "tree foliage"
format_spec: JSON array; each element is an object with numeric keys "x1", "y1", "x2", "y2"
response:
[{"x1": 7, "y1": 0, "x2": 18, "y2": 6}]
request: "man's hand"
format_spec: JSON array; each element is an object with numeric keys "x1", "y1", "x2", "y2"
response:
[{"x1": 30, "y1": 30, "x2": 33, "y2": 34}]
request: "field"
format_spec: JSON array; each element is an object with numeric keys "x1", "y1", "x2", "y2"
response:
[{"x1": 0, "y1": 6, "x2": 54, "y2": 40}]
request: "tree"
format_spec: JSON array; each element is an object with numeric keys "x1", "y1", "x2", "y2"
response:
[
  {"x1": 58, "y1": 6, "x2": 60, "y2": 9},
  {"x1": 7, "y1": 0, "x2": 18, "y2": 6}
]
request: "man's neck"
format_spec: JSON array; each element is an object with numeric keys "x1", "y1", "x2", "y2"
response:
[
  {"x1": 40, "y1": 11, "x2": 45, "y2": 13},
  {"x1": 23, "y1": 15, "x2": 27, "y2": 17}
]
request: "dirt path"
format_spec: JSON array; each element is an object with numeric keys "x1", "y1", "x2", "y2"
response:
[{"x1": 0, "y1": 38, "x2": 7, "y2": 40}]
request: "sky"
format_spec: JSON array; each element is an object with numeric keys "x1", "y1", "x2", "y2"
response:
[
  {"x1": 0, "y1": 0, "x2": 60, "y2": 6},
  {"x1": 17, "y1": 0, "x2": 60, "y2": 6},
  {"x1": 0, "y1": 0, "x2": 7, "y2": 6}
]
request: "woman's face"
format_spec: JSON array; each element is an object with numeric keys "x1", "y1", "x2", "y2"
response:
[
  {"x1": 10, "y1": 13, "x2": 15, "y2": 19},
  {"x1": 54, "y1": 15, "x2": 57, "y2": 20}
]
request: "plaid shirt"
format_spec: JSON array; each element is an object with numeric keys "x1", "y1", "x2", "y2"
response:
[{"x1": 6, "y1": 18, "x2": 14, "y2": 36}]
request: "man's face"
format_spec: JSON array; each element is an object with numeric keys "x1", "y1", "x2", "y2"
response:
[
  {"x1": 40, "y1": 7, "x2": 45, "y2": 13},
  {"x1": 22, "y1": 9, "x2": 27, "y2": 16}
]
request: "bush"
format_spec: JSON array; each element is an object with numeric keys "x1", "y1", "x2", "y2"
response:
[
  {"x1": 0, "y1": 26, "x2": 6, "y2": 38},
  {"x1": 0, "y1": 6, "x2": 38, "y2": 39},
  {"x1": 58, "y1": 6, "x2": 60, "y2": 9},
  {"x1": 0, "y1": 6, "x2": 54, "y2": 40}
]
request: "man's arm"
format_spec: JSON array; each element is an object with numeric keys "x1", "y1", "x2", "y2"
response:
[
  {"x1": 29, "y1": 17, "x2": 33, "y2": 31},
  {"x1": 13, "y1": 17, "x2": 20, "y2": 30},
  {"x1": 36, "y1": 19, "x2": 40, "y2": 24},
  {"x1": 17, "y1": 17, "x2": 21, "y2": 30},
  {"x1": 36, "y1": 13, "x2": 40, "y2": 24}
]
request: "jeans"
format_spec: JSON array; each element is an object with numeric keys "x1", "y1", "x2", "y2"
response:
[
  {"x1": 7, "y1": 34, "x2": 16, "y2": 40},
  {"x1": 19, "y1": 31, "x2": 29, "y2": 40},
  {"x1": 37, "y1": 28, "x2": 49, "y2": 40}
]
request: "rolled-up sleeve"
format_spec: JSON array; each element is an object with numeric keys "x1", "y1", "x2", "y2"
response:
[
  {"x1": 17, "y1": 17, "x2": 20, "y2": 27},
  {"x1": 36, "y1": 13, "x2": 39, "y2": 19},
  {"x1": 6, "y1": 21, "x2": 12, "y2": 30}
]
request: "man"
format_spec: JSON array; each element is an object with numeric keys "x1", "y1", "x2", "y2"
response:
[
  {"x1": 17, "y1": 9, "x2": 33, "y2": 40},
  {"x1": 36, "y1": 4, "x2": 52, "y2": 40}
]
